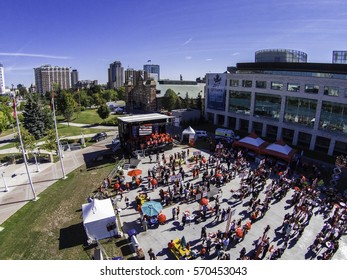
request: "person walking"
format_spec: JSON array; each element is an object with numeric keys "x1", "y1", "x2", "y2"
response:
[
  {"x1": 201, "y1": 226, "x2": 207, "y2": 240},
  {"x1": 172, "y1": 207, "x2": 177, "y2": 220},
  {"x1": 182, "y1": 213, "x2": 187, "y2": 227},
  {"x1": 142, "y1": 218, "x2": 148, "y2": 231},
  {"x1": 148, "y1": 248, "x2": 156, "y2": 260},
  {"x1": 176, "y1": 206, "x2": 180, "y2": 219}
]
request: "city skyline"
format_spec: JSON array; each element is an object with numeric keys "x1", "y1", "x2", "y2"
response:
[{"x1": 1, "y1": 0, "x2": 347, "y2": 87}]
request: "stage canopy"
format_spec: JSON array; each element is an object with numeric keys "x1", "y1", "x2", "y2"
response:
[
  {"x1": 233, "y1": 132, "x2": 269, "y2": 153},
  {"x1": 262, "y1": 139, "x2": 296, "y2": 162}
]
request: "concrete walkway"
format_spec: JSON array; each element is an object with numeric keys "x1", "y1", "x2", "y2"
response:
[{"x1": 0, "y1": 134, "x2": 116, "y2": 225}]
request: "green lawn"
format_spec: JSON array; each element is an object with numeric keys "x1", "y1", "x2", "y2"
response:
[
  {"x1": 0, "y1": 160, "x2": 125, "y2": 260},
  {"x1": 57, "y1": 109, "x2": 116, "y2": 125}
]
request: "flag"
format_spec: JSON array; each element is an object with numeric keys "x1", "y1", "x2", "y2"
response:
[
  {"x1": 147, "y1": 60, "x2": 151, "y2": 63},
  {"x1": 50, "y1": 90, "x2": 55, "y2": 111},
  {"x1": 12, "y1": 97, "x2": 16, "y2": 118}
]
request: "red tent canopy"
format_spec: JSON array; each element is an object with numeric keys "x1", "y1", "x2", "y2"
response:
[
  {"x1": 262, "y1": 139, "x2": 296, "y2": 162},
  {"x1": 233, "y1": 132, "x2": 269, "y2": 153}
]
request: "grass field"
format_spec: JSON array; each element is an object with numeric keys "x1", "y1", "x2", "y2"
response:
[
  {"x1": 0, "y1": 160, "x2": 125, "y2": 260},
  {"x1": 57, "y1": 109, "x2": 116, "y2": 125}
]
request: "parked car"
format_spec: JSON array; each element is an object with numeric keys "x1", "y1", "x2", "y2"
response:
[
  {"x1": 195, "y1": 130, "x2": 208, "y2": 139},
  {"x1": 91, "y1": 132, "x2": 108, "y2": 142}
]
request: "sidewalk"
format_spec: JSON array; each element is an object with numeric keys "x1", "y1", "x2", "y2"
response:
[{"x1": 0, "y1": 136, "x2": 115, "y2": 225}]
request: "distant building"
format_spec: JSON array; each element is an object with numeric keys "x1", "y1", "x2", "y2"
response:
[
  {"x1": 125, "y1": 68, "x2": 148, "y2": 86},
  {"x1": 332, "y1": 51, "x2": 347, "y2": 64},
  {"x1": 0, "y1": 63, "x2": 5, "y2": 94},
  {"x1": 75, "y1": 80, "x2": 98, "y2": 90},
  {"x1": 34, "y1": 64, "x2": 71, "y2": 94},
  {"x1": 126, "y1": 78, "x2": 205, "y2": 113},
  {"x1": 255, "y1": 49, "x2": 307, "y2": 63},
  {"x1": 143, "y1": 64, "x2": 160, "y2": 81},
  {"x1": 108, "y1": 61, "x2": 124, "y2": 89},
  {"x1": 29, "y1": 84, "x2": 36, "y2": 93},
  {"x1": 71, "y1": 69, "x2": 79, "y2": 88}
]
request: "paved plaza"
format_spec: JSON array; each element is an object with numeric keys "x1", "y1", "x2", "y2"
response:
[
  {"x1": 116, "y1": 145, "x2": 347, "y2": 260},
  {"x1": 0, "y1": 135, "x2": 346, "y2": 260}
]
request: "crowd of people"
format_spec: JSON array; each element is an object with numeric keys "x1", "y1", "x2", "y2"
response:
[{"x1": 89, "y1": 139, "x2": 347, "y2": 260}]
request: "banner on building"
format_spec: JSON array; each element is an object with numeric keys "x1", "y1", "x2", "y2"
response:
[{"x1": 207, "y1": 73, "x2": 226, "y2": 110}]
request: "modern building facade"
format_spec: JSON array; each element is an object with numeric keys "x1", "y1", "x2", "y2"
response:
[
  {"x1": 143, "y1": 64, "x2": 160, "y2": 81},
  {"x1": 71, "y1": 69, "x2": 79, "y2": 88},
  {"x1": 0, "y1": 63, "x2": 5, "y2": 94},
  {"x1": 34, "y1": 64, "x2": 71, "y2": 94},
  {"x1": 108, "y1": 61, "x2": 123, "y2": 89},
  {"x1": 205, "y1": 55, "x2": 347, "y2": 157},
  {"x1": 255, "y1": 49, "x2": 308, "y2": 63}
]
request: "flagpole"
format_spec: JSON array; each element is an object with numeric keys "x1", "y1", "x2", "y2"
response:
[
  {"x1": 51, "y1": 88, "x2": 67, "y2": 179},
  {"x1": 12, "y1": 89, "x2": 37, "y2": 200}
]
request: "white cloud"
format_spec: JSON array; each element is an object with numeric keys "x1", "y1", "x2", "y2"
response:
[
  {"x1": 205, "y1": 58, "x2": 213, "y2": 61},
  {"x1": 0, "y1": 52, "x2": 71, "y2": 59},
  {"x1": 183, "y1": 38, "x2": 193, "y2": 45},
  {"x1": 185, "y1": 56, "x2": 192, "y2": 60},
  {"x1": 232, "y1": 52, "x2": 240, "y2": 56}
]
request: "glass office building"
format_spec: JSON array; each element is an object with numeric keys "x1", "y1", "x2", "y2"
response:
[{"x1": 205, "y1": 50, "x2": 347, "y2": 156}]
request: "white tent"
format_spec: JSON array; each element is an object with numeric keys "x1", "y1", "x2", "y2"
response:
[
  {"x1": 82, "y1": 198, "x2": 117, "y2": 241},
  {"x1": 181, "y1": 126, "x2": 196, "y2": 145},
  {"x1": 182, "y1": 126, "x2": 195, "y2": 137}
]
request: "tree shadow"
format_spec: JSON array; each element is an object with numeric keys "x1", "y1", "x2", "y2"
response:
[{"x1": 59, "y1": 222, "x2": 88, "y2": 250}]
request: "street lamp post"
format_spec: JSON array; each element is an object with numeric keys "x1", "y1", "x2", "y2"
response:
[
  {"x1": 33, "y1": 152, "x2": 40, "y2": 172},
  {"x1": 1, "y1": 171, "x2": 8, "y2": 192},
  {"x1": 81, "y1": 131, "x2": 86, "y2": 148}
]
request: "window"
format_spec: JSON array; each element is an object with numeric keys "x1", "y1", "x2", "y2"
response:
[
  {"x1": 256, "y1": 81, "x2": 266, "y2": 89},
  {"x1": 345, "y1": 89, "x2": 347, "y2": 98},
  {"x1": 242, "y1": 80, "x2": 252, "y2": 87},
  {"x1": 324, "y1": 86, "x2": 339, "y2": 97},
  {"x1": 229, "y1": 91, "x2": 251, "y2": 115},
  {"x1": 287, "y1": 83, "x2": 300, "y2": 92},
  {"x1": 230, "y1": 79, "x2": 239, "y2": 87},
  {"x1": 305, "y1": 84, "x2": 319, "y2": 94},
  {"x1": 271, "y1": 81, "x2": 283, "y2": 90}
]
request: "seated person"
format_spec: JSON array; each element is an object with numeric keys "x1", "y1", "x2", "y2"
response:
[{"x1": 168, "y1": 240, "x2": 175, "y2": 250}]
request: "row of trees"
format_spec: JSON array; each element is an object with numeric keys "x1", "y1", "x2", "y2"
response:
[{"x1": 161, "y1": 89, "x2": 203, "y2": 112}]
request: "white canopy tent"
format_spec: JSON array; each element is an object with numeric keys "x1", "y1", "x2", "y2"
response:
[
  {"x1": 181, "y1": 126, "x2": 196, "y2": 143},
  {"x1": 82, "y1": 198, "x2": 117, "y2": 242}
]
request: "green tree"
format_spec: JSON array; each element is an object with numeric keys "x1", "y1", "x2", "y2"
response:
[
  {"x1": 162, "y1": 89, "x2": 178, "y2": 111},
  {"x1": 116, "y1": 86, "x2": 126, "y2": 101},
  {"x1": 23, "y1": 93, "x2": 51, "y2": 139},
  {"x1": 97, "y1": 103, "x2": 110, "y2": 120},
  {"x1": 43, "y1": 129, "x2": 58, "y2": 162},
  {"x1": 101, "y1": 89, "x2": 117, "y2": 102},
  {"x1": 15, "y1": 126, "x2": 36, "y2": 155},
  {"x1": 197, "y1": 92, "x2": 203, "y2": 113},
  {"x1": 61, "y1": 92, "x2": 76, "y2": 126},
  {"x1": 0, "y1": 103, "x2": 14, "y2": 134}
]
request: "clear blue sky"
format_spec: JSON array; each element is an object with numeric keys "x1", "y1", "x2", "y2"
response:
[{"x1": 1, "y1": 0, "x2": 347, "y2": 87}]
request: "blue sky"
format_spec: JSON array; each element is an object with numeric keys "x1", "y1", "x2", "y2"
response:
[{"x1": 1, "y1": 0, "x2": 347, "y2": 87}]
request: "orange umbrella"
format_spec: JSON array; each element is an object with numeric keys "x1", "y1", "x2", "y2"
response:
[
  {"x1": 216, "y1": 173, "x2": 222, "y2": 177},
  {"x1": 151, "y1": 178, "x2": 158, "y2": 185},
  {"x1": 158, "y1": 213, "x2": 166, "y2": 223},
  {"x1": 200, "y1": 197, "x2": 209, "y2": 206},
  {"x1": 127, "y1": 169, "x2": 142, "y2": 177}
]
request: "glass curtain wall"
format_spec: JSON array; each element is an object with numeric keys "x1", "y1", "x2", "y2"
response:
[
  {"x1": 319, "y1": 101, "x2": 347, "y2": 135},
  {"x1": 254, "y1": 92, "x2": 281, "y2": 120},
  {"x1": 284, "y1": 97, "x2": 317, "y2": 127},
  {"x1": 229, "y1": 91, "x2": 251, "y2": 115}
]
